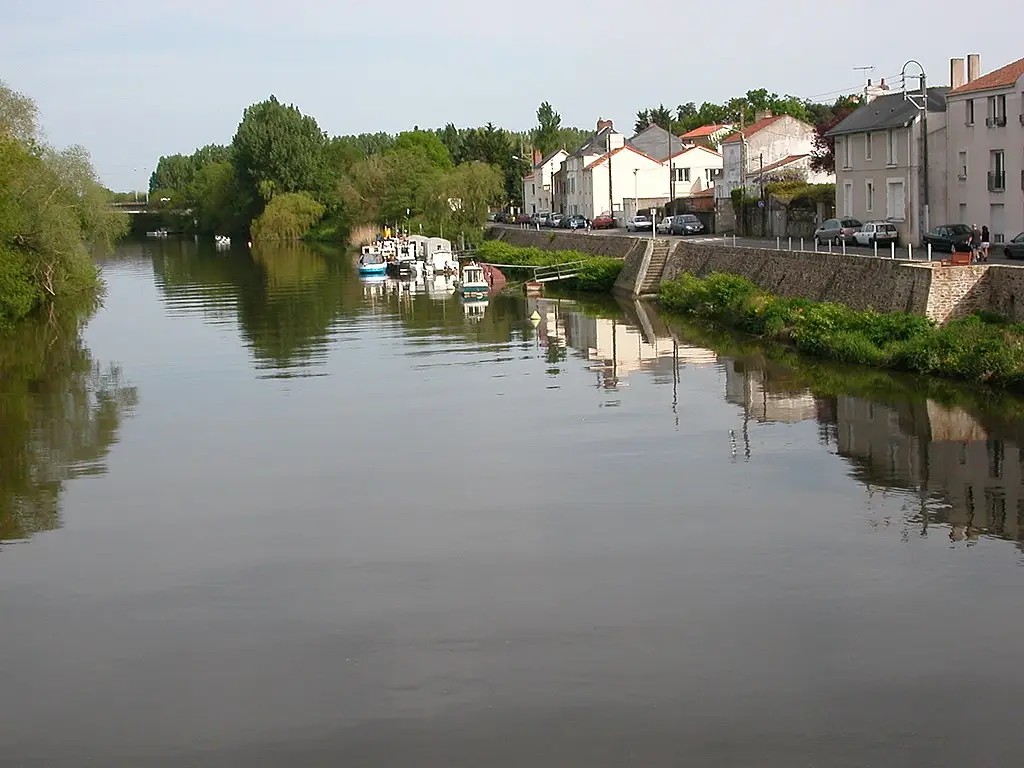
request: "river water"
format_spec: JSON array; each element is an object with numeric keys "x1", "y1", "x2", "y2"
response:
[{"x1": 3, "y1": 240, "x2": 1024, "y2": 766}]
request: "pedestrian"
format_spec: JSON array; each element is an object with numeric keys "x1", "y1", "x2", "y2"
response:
[
  {"x1": 585, "y1": 217, "x2": 592, "y2": 233},
  {"x1": 981, "y1": 225, "x2": 990, "y2": 262},
  {"x1": 970, "y1": 224, "x2": 981, "y2": 263}
]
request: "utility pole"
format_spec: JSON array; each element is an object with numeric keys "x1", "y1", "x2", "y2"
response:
[
  {"x1": 759, "y1": 153, "x2": 765, "y2": 236},
  {"x1": 902, "y1": 60, "x2": 929, "y2": 239},
  {"x1": 739, "y1": 112, "x2": 746, "y2": 237},
  {"x1": 607, "y1": 130, "x2": 614, "y2": 224},
  {"x1": 667, "y1": 124, "x2": 674, "y2": 215}
]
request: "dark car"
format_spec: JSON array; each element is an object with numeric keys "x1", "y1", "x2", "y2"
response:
[
  {"x1": 494, "y1": 211, "x2": 513, "y2": 224},
  {"x1": 670, "y1": 214, "x2": 705, "y2": 236},
  {"x1": 565, "y1": 215, "x2": 588, "y2": 230},
  {"x1": 922, "y1": 224, "x2": 972, "y2": 253},
  {"x1": 592, "y1": 214, "x2": 616, "y2": 229},
  {"x1": 557, "y1": 215, "x2": 575, "y2": 228},
  {"x1": 1002, "y1": 232, "x2": 1024, "y2": 259}
]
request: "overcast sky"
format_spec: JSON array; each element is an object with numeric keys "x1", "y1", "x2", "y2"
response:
[{"x1": 2, "y1": 0, "x2": 1019, "y2": 191}]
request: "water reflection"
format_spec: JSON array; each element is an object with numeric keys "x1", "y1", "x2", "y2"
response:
[{"x1": 0, "y1": 305, "x2": 137, "y2": 545}]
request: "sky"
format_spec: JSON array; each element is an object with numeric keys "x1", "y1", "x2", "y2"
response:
[{"x1": 2, "y1": 0, "x2": 1019, "y2": 191}]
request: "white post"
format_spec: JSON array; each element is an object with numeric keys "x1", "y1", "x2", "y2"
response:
[
  {"x1": 891, "y1": 242, "x2": 896, "y2": 259},
  {"x1": 908, "y1": 243, "x2": 913, "y2": 261},
  {"x1": 800, "y1": 237, "x2": 804, "y2": 252},
  {"x1": 874, "y1": 240, "x2": 878, "y2": 258},
  {"x1": 788, "y1": 237, "x2": 792, "y2": 251},
  {"x1": 733, "y1": 234, "x2": 737, "y2": 246},
  {"x1": 842, "y1": 238, "x2": 846, "y2": 255},
  {"x1": 776, "y1": 236, "x2": 781, "y2": 250},
  {"x1": 927, "y1": 243, "x2": 932, "y2": 261},
  {"x1": 828, "y1": 240, "x2": 832, "y2": 254}
]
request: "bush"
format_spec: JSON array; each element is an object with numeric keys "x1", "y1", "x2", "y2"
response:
[
  {"x1": 658, "y1": 271, "x2": 1024, "y2": 391},
  {"x1": 474, "y1": 240, "x2": 623, "y2": 293},
  {"x1": 250, "y1": 192, "x2": 326, "y2": 241}
]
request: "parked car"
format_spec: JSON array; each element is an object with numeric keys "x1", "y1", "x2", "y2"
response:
[
  {"x1": 1003, "y1": 232, "x2": 1024, "y2": 259},
  {"x1": 922, "y1": 224, "x2": 972, "y2": 253},
  {"x1": 547, "y1": 213, "x2": 565, "y2": 228},
  {"x1": 515, "y1": 213, "x2": 532, "y2": 224},
  {"x1": 530, "y1": 212, "x2": 548, "y2": 226},
  {"x1": 626, "y1": 215, "x2": 653, "y2": 233},
  {"x1": 656, "y1": 215, "x2": 675, "y2": 234},
  {"x1": 494, "y1": 211, "x2": 513, "y2": 224},
  {"x1": 852, "y1": 221, "x2": 899, "y2": 246},
  {"x1": 814, "y1": 218, "x2": 863, "y2": 245},
  {"x1": 487, "y1": 212, "x2": 497, "y2": 222},
  {"x1": 592, "y1": 214, "x2": 616, "y2": 229},
  {"x1": 670, "y1": 214, "x2": 705, "y2": 236},
  {"x1": 565, "y1": 214, "x2": 588, "y2": 230},
  {"x1": 557, "y1": 214, "x2": 575, "y2": 228}
]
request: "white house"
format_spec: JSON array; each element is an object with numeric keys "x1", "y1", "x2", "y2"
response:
[
  {"x1": 743, "y1": 153, "x2": 834, "y2": 188},
  {"x1": 715, "y1": 112, "x2": 822, "y2": 202},
  {"x1": 522, "y1": 148, "x2": 569, "y2": 215},
  {"x1": 581, "y1": 145, "x2": 668, "y2": 220},
  {"x1": 667, "y1": 145, "x2": 724, "y2": 197},
  {"x1": 562, "y1": 119, "x2": 626, "y2": 217}
]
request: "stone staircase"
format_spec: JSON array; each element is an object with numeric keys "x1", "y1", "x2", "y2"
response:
[{"x1": 638, "y1": 240, "x2": 671, "y2": 295}]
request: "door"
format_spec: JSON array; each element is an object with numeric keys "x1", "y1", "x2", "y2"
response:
[{"x1": 990, "y1": 203, "x2": 1005, "y2": 244}]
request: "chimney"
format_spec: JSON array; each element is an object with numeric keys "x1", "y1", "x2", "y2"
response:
[
  {"x1": 754, "y1": 109, "x2": 773, "y2": 122},
  {"x1": 532, "y1": 148, "x2": 542, "y2": 165},
  {"x1": 596, "y1": 118, "x2": 613, "y2": 131},
  {"x1": 950, "y1": 57, "x2": 965, "y2": 89},
  {"x1": 967, "y1": 53, "x2": 981, "y2": 82}
]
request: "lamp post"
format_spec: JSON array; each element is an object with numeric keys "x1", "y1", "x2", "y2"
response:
[
  {"x1": 633, "y1": 169, "x2": 638, "y2": 219},
  {"x1": 901, "y1": 60, "x2": 929, "y2": 238}
]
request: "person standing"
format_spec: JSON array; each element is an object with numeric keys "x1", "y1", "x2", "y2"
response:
[
  {"x1": 970, "y1": 224, "x2": 981, "y2": 263},
  {"x1": 981, "y1": 225, "x2": 991, "y2": 262}
]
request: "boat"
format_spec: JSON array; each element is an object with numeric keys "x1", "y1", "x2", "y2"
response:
[
  {"x1": 145, "y1": 228, "x2": 169, "y2": 238},
  {"x1": 459, "y1": 262, "x2": 489, "y2": 300},
  {"x1": 387, "y1": 240, "x2": 418, "y2": 279},
  {"x1": 358, "y1": 246, "x2": 388, "y2": 275},
  {"x1": 215, "y1": 235, "x2": 231, "y2": 249}
]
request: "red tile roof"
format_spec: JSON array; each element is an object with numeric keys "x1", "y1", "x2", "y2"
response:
[
  {"x1": 744, "y1": 154, "x2": 808, "y2": 176},
  {"x1": 950, "y1": 56, "x2": 1024, "y2": 95},
  {"x1": 691, "y1": 187, "x2": 716, "y2": 197},
  {"x1": 680, "y1": 124, "x2": 729, "y2": 139},
  {"x1": 720, "y1": 115, "x2": 785, "y2": 144}
]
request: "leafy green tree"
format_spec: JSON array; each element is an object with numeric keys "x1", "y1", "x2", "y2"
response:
[
  {"x1": 0, "y1": 80, "x2": 39, "y2": 144},
  {"x1": 251, "y1": 192, "x2": 326, "y2": 241},
  {"x1": 533, "y1": 102, "x2": 562, "y2": 156},
  {"x1": 148, "y1": 153, "x2": 194, "y2": 195},
  {"x1": 418, "y1": 161, "x2": 503, "y2": 232},
  {"x1": 231, "y1": 95, "x2": 330, "y2": 205},
  {"x1": 391, "y1": 130, "x2": 453, "y2": 169}
]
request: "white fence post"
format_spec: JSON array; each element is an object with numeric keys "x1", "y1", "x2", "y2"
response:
[
  {"x1": 842, "y1": 239, "x2": 847, "y2": 255},
  {"x1": 800, "y1": 237, "x2": 805, "y2": 252},
  {"x1": 776, "y1": 237, "x2": 781, "y2": 250},
  {"x1": 732, "y1": 234, "x2": 737, "y2": 247},
  {"x1": 907, "y1": 243, "x2": 913, "y2": 260},
  {"x1": 891, "y1": 242, "x2": 896, "y2": 259},
  {"x1": 874, "y1": 241, "x2": 878, "y2": 258},
  {"x1": 788, "y1": 237, "x2": 792, "y2": 251},
  {"x1": 828, "y1": 240, "x2": 832, "y2": 254},
  {"x1": 927, "y1": 243, "x2": 932, "y2": 261}
]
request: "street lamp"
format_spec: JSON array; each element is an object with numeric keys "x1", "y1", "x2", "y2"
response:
[{"x1": 633, "y1": 169, "x2": 638, "y2": 219}]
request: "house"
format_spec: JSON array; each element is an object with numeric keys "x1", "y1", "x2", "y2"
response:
[
  {"x1": 667, "y1": 145, "x2": 723, "y2": 198},
  {"x1": 560, "y1": 119, "x2": 626, "y2": 217},
  {"x1": 827, "y1": 86, "x2": 948, "y2": 246},
  {"x1": 627, "y1": 123, "x2": 685, "y2": 161},
  {"x1": 522, "y1": 148, "x2": 568, "y2": 215},
  {"x1": 582, "y1": 145, "x2": 668, "y2": 220},
  {"x1": 715, "y1": 112, "x2": 820, "y2": 203},
  {"x1": 945, "y1": 54, "x2": 1024, "y2": 246},
  {"x1": 679, "y1": 124, "x2": 734, "y2": 149}
]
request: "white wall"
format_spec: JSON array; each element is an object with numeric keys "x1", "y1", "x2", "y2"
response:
[
  {"x1": 670, "y1": 146, "x2": 723, "y2": 197},
  {"x1": 589, "y1": 149, "x2": 668, "y2": 219}
]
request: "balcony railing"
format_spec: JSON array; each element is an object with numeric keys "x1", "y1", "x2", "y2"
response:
[
  {"x1": 1020, "y1": 113, "x2": 1024, "y2": 126},
  {"x1": 988, "y1": 171, "x2": 1006, "y2": 192},
  {"x1": 986, "y1": 116, "x2": 1007, "y2": 127}
]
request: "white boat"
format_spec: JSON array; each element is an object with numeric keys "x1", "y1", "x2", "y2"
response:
[
  {"x1": 146, "y1": 228, "x2": 169, "y2": 238},
  {"x1": 459, "y1": 262, "x2": 489, "y2": 300},
  {"x1": 463, "y1": 298, "x2": 489, "y2": 321},
  {"x1": 215, "y1": 235, "x2": 231, "y2": 249},
  {"x1": 358, "y1": 246, "x2": 388, "y2": 275}
]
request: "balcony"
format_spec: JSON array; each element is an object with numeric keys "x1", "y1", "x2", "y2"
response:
[
  {"x1": 1020, "y1": 113, "x2": 1024, "y2": 126},
  {"x1": 988, "y1": 171, "x2": 1005, "y2": 192},
  {"x1": 985, "y1": 116, "x2": 1007, "y2": 128}
]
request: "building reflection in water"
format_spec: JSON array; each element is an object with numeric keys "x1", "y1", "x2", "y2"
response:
[{"x1": 527, "y1": 295, "x2": 1024, "y2": 552}]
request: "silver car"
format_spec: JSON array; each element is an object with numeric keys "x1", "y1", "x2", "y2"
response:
[
  {"x1": 656, "y1": 216, "x2": 675, "y2": 234},
  {"x1": 814, "y1": 218, "x2": 863, "y2": 245}
]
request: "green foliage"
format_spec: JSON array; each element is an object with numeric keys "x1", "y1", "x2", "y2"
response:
[
  {"x1": 391, "y1": 131, "x2": 453, "y2": 169},
  {"x1": 0, "y1": 85, "x2": 128, "y2": 326},
  {"x1": 765, "y1": 180, "x2": 835, "y2": 206},
  {"x1": 659, "y1": 272, "x2": 1024, "y2": 390},
  {"x1": 475, "y1": 241, "x2": 624, "y2": 292},
  {"x1": 731, "y1": 187, "x2": 760, "y2": 208},
  {"x1": 533, "y1": 102, "x2": 563, "y2": 156},
  {"x1": 251, "y1": 192, "x2": 326, "y2": 241}
]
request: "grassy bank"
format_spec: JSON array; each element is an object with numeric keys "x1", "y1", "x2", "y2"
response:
[
  {"x1": 659, "y1": 272, "x2": 1024, "y2": 390},
  {"x1": 476, "y1": 240, "x2": 623, "y2": 293}
]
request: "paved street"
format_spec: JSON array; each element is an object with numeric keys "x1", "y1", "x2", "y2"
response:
[{"x1": 494, "y1": 225, "x2": 1021, "y2": 265}]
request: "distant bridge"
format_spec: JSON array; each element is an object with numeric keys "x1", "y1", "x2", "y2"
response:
[{"x1": 110, "y1": 201, "x2": 191, "y2": 216}]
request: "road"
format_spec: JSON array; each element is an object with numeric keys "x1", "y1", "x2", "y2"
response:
[{"x1": 494, "y1": 225, "x2": 1021, "y2": 265}]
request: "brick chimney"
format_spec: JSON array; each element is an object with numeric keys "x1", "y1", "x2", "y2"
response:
[
  {"x1": 596, "y1": 118, "x2": 614, "y2": 131},
  {"x1": 967, "y1": 53, "x2": 981, "y2": 82},
  {"x1": 532, "y1": 148, "x2": 542, "y2": 165},
  {"x1": 754, "y1": 109, "x2": 773, "y2": 122},
  {"x1": 950, "y1": 58, "x2": 965, "y2": 89}
]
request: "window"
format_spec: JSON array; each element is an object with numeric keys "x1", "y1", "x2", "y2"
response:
[
  {"x1": 989, "y1": 150, "x2": 1005, "y2": 191},
  {"x1": 842, "y1": 137, "x2": 852, "y2": 169},
  {"x1": 957, "y1": 150, "x2": 968, "y2": 180},
  {"x1": 864, "y1": 132, "x2": 872, "y2": 161},
  {"x1": 958, "y1": 203, "x2": 967, "y2": 222},
  {"x1": 886, "y1": 179, "x2": 905, "y2": 220},
  {"x1": 987, "y1": 94, "x2": 1007, "y2": 126},
  {"x1": 843, "y1": 182, "x2": 853, "y2": 216},
  {"x1": 865, "y1": 179, "x2": 874, "y2": 212},
  {"x1": 683, "y1": 167, "x2": 691, "y2": 182},
  {"x1": 966, "y1": 99, "x2": 975, "y2": 125},
  {"x1": 886, "y1": 129, "x2": 897, "y2": 165},
  {"x1": 531, "y1": 183, "x2": 535, "y2": 195}
]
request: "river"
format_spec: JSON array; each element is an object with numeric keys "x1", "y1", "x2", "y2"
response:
[{"x1": 2, "y1": 239, "x2": 1024, "y2": 766}]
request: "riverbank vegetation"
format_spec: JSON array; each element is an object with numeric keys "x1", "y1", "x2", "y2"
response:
[
  {"x1": 659, "y1": 272, "x2": 1024, "y2": 390},
  {"x1": 0, "y1": 81, "x2": 129, "y2": 328},
  {"x1": 148, "y1": 100, "x2": 591, "y2": 245},
  {"x1": 476, "y1": 241, "x2": 623, "y2": 293}
]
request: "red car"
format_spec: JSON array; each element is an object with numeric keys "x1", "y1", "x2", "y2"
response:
[
  {"x1": 515, "y1": 213, "x2": 532, "y2": 224},
  {"x1": 592, "y1": 214, "x2": 616, "y2": 229}
]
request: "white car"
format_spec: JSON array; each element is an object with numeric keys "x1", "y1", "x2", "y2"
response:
[
  {"x1": 852, "y1": 221, "x2": 899, "y2": 247},
  {"x1": 656, "y1": 216, "x2": 674, "y2": 234},
  {"x1": 626, "y1": 215, "x2": 653, "y2": 233}
]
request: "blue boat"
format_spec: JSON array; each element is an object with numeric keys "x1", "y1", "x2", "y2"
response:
[
  {"x1": 459, "y1": 263, "x2": 489, "y2": 300},
  {"x1": 357, "y1": 247, "x2": 387, "y2": 275}
]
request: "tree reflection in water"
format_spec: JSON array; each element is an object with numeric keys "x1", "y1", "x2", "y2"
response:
[{"x1": 0, "y1": 302, "x2": 137, "y2": 544}]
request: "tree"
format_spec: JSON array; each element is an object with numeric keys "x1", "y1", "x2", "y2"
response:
[
  {"x1": 418, "y1": 161, "x2": 503, "y2": 231},
  {"x1": 148, "y1": 153, "x2": 194, "y2": 195},
  {"x1": 533, "y1": 101, "x2": 562, "y2": 156},
  {"x1": 390, "y1": 130, "x2": 453, "y2": 169},
  {"x1": 231, "y1": 95, "x2": 330, "y2": 205},
  {"x1": 0, "y1": 79, "x2": 39, "y2": 144},
  {"x1": 810, "y1": 94, "x2": 861, "y2": 174},
  {"x1": 250, "y1": 192, "x2": 326, "y2": 241}
]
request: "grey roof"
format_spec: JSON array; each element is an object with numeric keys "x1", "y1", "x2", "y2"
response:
[
  {"x1": 571, "y1": 126, "x2": 617, "y2": 158},
  {"x1": 627, "y1": 124, "x2": 683, "y2": 161},
  {"x1": 535, "y1": 148, "x2": 567, "y2": 169},
  {"x1": 827, "y1": 88, "x2": 948, "y2": 137}
]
